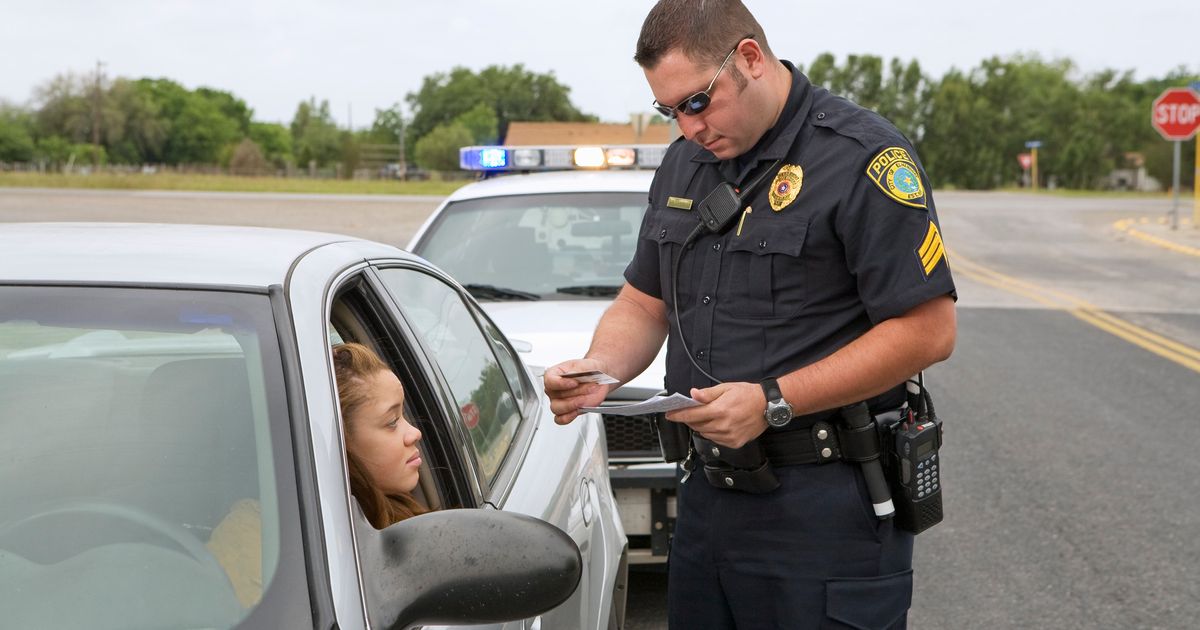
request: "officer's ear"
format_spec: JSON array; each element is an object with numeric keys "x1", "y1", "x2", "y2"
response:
[{"x1": 737, "y1": 38, "x2": 769, "y2": 79}]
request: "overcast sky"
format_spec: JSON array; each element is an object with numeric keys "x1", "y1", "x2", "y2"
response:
[{"x1": 2, "y1": 1, "x2": 1197, "y2": 128}]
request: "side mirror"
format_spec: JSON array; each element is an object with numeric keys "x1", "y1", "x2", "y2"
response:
[{"x1": 354, "y1": 508, "x2": 582, "y2": 630}]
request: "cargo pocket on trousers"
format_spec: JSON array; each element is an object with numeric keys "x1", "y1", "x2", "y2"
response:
[{"x1": 824, "y1": 569, "x2": 913, "y2": 629}]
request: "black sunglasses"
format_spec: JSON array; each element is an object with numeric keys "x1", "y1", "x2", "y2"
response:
[{"x1": 652, "y1": 35, "x2": 753, "y2": 119}]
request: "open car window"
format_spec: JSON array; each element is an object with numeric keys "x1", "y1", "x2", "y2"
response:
[{"x1": 374, "y1": 268, "x2": 530, "y2": 491}]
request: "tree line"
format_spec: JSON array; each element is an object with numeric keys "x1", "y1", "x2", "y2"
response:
[{"x1": 0, "y1": 55, "x2": 1194, "y2": 189}]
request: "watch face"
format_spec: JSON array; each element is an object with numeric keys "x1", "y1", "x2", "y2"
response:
[{"x1": 767, "y1": 405, "x2": 792, "y2": 426}]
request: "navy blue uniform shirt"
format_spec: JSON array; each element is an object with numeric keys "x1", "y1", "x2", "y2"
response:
[{"x1": 624, "y1": 61, "x2": 957, "y2": 409}]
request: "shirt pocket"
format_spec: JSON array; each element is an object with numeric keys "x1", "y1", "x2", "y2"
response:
[{"x1": 725, "y1": 216, "x2": 809, "y2": 319}]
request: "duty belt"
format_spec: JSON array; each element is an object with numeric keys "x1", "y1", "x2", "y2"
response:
[{"x1": 691, "y1": 407, "x2": 905, "y2": 493}]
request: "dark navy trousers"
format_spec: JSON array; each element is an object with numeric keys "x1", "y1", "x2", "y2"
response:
[{"x1": 667, "y1": 461, "x2": 914, "y2": 629}]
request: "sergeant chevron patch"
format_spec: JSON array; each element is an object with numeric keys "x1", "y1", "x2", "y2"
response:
[
  {"x1": 915, "y1": 221, "x2": 946, "y2": 278},
  {"x1": 867, "y1": 147, "x2": 927, "y2": 209}
]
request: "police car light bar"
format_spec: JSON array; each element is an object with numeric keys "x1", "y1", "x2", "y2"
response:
[{"x1": 459, "y1": 144, "x2": 668, "y2": 172}]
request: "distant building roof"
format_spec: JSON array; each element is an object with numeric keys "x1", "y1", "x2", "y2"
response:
[{"x1": 504, "y1": 121, "x2": 674, "y2": 146}]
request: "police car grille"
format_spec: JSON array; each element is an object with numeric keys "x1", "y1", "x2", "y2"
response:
[{"x1": 602, "y1": 413, "x2": 661, "y2": 460}]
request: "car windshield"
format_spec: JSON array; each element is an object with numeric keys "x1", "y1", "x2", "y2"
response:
[
  {"x1": 0, "y1": 286, "x2": 307, "y2": 629},
  {"x1": 414, "y1": 191, "x2": 648, "y2": 299}
]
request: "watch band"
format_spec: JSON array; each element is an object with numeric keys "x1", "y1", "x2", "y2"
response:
[{"x1": 760, "y1": 377, "x2": 782, "y2": 403}]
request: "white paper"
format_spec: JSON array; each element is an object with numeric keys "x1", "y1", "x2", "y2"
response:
[{"x1": 580, "y1": 393, "x2": 701, "y2": 416}]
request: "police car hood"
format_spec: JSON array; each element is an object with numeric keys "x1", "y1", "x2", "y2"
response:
[{"x1": 480, "y1": 300, "x2": 667, "y2": 397}]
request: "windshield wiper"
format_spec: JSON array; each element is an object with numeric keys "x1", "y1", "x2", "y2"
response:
[
  {"x1": 464, "y1": 284, "x2": 541, "y2": 301},
  {"x1": 555, "y1": 285, "x2": 622, "y2": 297}
]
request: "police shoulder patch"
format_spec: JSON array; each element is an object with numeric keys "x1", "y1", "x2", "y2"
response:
[
  {"x1": 867, "y1": 146, "x2": 927, "y2": 209},
  {"x1": 915, "y1": 220, "x2": 946, "y2": 278}
]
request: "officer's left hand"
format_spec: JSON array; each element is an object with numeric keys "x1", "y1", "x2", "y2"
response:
[{"x1": 666, "y1": 382, "x2": 768, "y2": 449}]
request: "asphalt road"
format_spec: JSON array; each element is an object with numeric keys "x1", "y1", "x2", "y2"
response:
[{"x1": 2, "y1": 187, "x2": 1198, "y2": 629}]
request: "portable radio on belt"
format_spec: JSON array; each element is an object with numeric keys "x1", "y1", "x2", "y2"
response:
[
  {"x1": 890, "y1": 413, "x2": 943, "y2": 533},
  {"x1": 877, "y1": 377, "x2": 944, "y2": 534}
]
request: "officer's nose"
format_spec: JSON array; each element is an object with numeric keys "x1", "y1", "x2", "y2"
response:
[{"x1": 676, "y1": 112, "x2": 706, "y2": 141}]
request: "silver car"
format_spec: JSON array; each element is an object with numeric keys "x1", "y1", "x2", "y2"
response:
[
  {"x1": 408, "y1": 167, "x2": 676, "y2": 565},
  {"x1": 0, "y1": 223, "x2": 627, "y2": 630}
]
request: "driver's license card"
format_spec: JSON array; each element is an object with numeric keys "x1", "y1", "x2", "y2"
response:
[{"x1": 561, "y1": 370, "x2": 620, "y2": 385}]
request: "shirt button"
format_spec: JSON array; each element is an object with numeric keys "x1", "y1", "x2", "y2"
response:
[
  {"x1": 758, "y1": 239, "x2": 767, "y2": 249},
  {"x1": 713, "y1": 242, "x2": 722, "y2": 252},
  {"x1": 816, "y1": 112, "x2": 826, "y2": 120},
  {"x1": 702, "y1": 296, "x2": 711, "y2": 305},
  {"x1": 695, "y1": 350, "x2": 706, "y2": 359},
  {"x1": 659, "y1": 228, "x2": 667, "y2": 238}
]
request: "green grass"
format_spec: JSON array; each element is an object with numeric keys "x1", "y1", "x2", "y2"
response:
[{"x1": 0, "y1": 171, "x2": 469, "y2": 196}]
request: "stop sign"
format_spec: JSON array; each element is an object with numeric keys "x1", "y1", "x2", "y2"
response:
[{"x1": 1151, "y1": 88, "x2": 1200, "y2": 140}]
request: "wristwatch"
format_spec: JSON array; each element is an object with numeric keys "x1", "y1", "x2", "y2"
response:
[{"x1": 760, "y1": 378, "x2": 794, "y2": 428}]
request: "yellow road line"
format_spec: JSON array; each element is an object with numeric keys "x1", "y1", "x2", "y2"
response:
[
  {"x1": 1113, "y1": 218, "x2": 1200, "y2": 257},
  {"x1": 950, "y1": 249, "x2": 1200, "y2": 373}
]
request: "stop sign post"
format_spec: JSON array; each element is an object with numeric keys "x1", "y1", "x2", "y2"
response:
[{"x1": 1151, "y1": 87, "x2": 1200, "y2": 230}]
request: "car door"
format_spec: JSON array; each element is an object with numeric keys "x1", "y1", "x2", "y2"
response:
[{"x1": 370, "y1": 262, "x2": 617, "y2": 630}]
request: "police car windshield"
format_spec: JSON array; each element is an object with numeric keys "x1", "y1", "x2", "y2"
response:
[{"x1": 414, "y1": 192, "x2": 646, "y2": 300}]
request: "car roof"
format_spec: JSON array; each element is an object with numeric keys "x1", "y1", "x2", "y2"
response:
[
  {"x1": 444, "y1": 170, "x2": 654, "y2": 203},
  {"x1": 0, "y1": 222, "x2": 401, "y2": 288}
]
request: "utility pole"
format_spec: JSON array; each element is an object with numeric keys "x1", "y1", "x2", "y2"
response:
[
  {"x1": 396, "y1": 114, "x2": 407, "y2": 180},
  {"x1": 91, "y1": 60, "x2": 106, "y2": 165}
]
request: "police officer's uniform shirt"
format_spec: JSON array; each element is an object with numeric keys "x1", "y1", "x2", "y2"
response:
[{"x1": 625, "y1": 61, "x2": 957, "y2": 406}]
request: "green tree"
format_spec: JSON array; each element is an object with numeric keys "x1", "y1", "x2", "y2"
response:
[
  {"x1": 800, "y1": 53, "x2": 929, "y2": 144},
  {"x1": 33, "y1": 72, "x2": 93, "y2": 144},
  {"x1": 196, "y1": 87, "x2": 252, "y2": 135},
  {"x1": 455, "y1": 102, "x2": 499, "y2": 145},
  {"x1": 0, "y1": 104, "x2": 36, "y2": 162},
  {"x1": 405, "y1": 64, "x2": 594, "y2": 157},
  {"x1": 367, "y1": 103, "x2": 405, "y2": 145},
  {"x1": 290, "y1": 97, "x2": 342, "y2": 167},
  {"x1": 413, "y1": 122, "x2": 473, "y2": 171},
  {"x1": 166, "y1": 95, "x2": 240, "y2": 164},
  {"x1": 104, "y1": 79, "x2": 169, "y2": 163},
  {"x1": 249, "y1": 121, "x2": 293, "y2": 167}
]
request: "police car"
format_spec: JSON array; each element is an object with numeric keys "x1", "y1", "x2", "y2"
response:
[
  {"x1": 408, "y1": 144, "x2": 677, "y2": 564},
  {"x1": 0, "y1": 223, "x2": 626, "y2": 629}
]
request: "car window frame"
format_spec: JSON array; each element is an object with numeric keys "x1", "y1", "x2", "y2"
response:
[
  {"x1": 367, "y1": 262, "x2": 540, "y2": 506},
  {"x1": 327, "y1": 272, "x2": 483, "y2": 510}
]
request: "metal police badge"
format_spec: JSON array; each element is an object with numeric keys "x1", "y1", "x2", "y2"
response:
[
  {"x1": 867, "y1": 147, "x2": 927, "y2": 209},
  {"x1": 769, "y1": 164, "x2": 803, "y2": 211}
]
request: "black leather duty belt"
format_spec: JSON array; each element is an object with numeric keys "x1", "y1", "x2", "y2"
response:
[{"x1": 760, "y1": 416, "x2": 842, "y2": 467}]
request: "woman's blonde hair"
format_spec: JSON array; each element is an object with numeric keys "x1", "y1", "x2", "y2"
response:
[{"x1": 332, "y1": 342, "x2": 427, "y2": 529}]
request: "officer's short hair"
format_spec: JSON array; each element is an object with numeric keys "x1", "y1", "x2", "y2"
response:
[{"x1": 634, "y1": 0, "x2": 774, "y2": 69}]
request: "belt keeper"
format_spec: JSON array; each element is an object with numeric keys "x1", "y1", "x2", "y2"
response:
[{"x1": 811, "y1": 421, "x2": 840, "y2": 463}]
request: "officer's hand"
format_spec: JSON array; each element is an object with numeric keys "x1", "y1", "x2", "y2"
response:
[
  {"x1": 543, "y1": 359, "x2": 613, "y2": 425},
  {"x1": 666, "y1": 382, "x2": 767, "y2": 448}
]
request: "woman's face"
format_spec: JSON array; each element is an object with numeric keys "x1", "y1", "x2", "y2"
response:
[{"x1": 346, "y1": 370, "x2": 423, "y2": 495}]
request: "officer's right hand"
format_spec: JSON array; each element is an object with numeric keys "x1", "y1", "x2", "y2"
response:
[{"x1": 544, "y1": 359, "x2": 613, "y2": 425}]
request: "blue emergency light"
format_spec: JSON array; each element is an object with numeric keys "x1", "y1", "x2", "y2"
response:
[{"x1": 460, "y1": 147, "x2": 510, "y2": 170}]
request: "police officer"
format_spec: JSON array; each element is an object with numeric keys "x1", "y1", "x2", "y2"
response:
[{"x1": 544, "y1": 1, "x2": 957, "y2": 627}]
